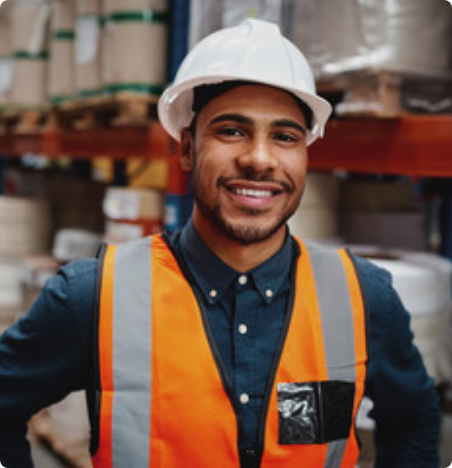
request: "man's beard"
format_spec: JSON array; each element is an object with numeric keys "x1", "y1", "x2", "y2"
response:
[{"x1": 192, "y1": 167, "x2": 301, "y2": 246}]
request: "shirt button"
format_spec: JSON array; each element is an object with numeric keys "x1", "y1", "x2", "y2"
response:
[
  {"x1": 209, "y1": 289, "x2": 218, "y2": 298},
  {"x1": 238, "y1": 274, "x2": 248, "y2": 285},
  {"x1": 265, "y1": 288, "x2": 273, "y2": 298},
  {"x1": 238, "y1": 323, "x2": 248, "y2": 335},
  {"x1": 240, "y1": 393, "x2": 250, "y2": 404}
]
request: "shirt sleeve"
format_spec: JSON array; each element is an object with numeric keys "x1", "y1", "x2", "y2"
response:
[
  {"x1": 354, "y1": 255, "x2": 442, "y2": 468},
  {"x1": 0, "y1": 258, "x2": 97, "y2": 468}
]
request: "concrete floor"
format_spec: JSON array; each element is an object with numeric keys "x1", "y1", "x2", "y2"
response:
[
  {"x1": 440, "y1": 413, "x2": 452, "y2": 467},
  {"x1": 31, "y1": 443, "x2": 70, "y2": 468}
]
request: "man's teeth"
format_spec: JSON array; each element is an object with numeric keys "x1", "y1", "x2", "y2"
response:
[{"x1": 232, "y1": 188, "x2": 273, "y2": 198}]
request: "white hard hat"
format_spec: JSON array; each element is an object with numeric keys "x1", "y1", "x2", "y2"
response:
[{"x1": 158, "y1": 18, "x2": 332, "y2": 146}]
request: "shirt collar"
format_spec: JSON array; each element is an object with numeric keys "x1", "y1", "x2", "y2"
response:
[{"x1": 179, "y1": 221, "x2": 296, "y2": 305}]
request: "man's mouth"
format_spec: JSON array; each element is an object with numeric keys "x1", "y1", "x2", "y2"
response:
[{"x1": 227, "y1": 187, "x2": 275, "y2": 198}]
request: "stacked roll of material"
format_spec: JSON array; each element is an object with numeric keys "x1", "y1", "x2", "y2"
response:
[
  {"x1": 102, "y1": 0, "x2": 169, "y2": 99},
  {"x1": 0, "y1": 258, "x2": 22, "y2": 333},
  {"x1": 48, "y1": 0, "x2": 76, "y2": 104},
  {"x1": 353, "y1": 246, "x2": 452, "y2": 385},
  {"x1": 9, "y1": 0, "x2": 50, "y2": 108},
  {"x1": 0, "y1": 196, "x2": 52, "y2": 258},
  {"x1": 75, "y1": 0, "x2": 103, "y2": 100},
  {"x1": 289, "y1": 172, "x2": 341, "y2": 241},
  {"x1": 103, "y1": 186, "x2": 164, "y2": 243},
  {"x1": 0, "y1": 3, "x2": 12, "y2": 108}
]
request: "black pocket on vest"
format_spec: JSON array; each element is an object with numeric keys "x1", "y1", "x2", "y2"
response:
[{"x1": 277, "y1": 381, "x2": 355, "y2": 445}]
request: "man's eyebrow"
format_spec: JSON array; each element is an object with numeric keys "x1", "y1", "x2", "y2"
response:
[
  {"x1": 209, "y1": 114, "x2": 306, "y2": 136},
  {"x1": 272, "y1": 119, "x2": 307, "y2": 135},
  {"x1": 209, "y1": 113, "x2": 253, "y2": 126}
]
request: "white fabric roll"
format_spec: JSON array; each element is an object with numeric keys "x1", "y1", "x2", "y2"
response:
[{"x1": 352, "y1": 246, "x2": 452, "y2": 384}]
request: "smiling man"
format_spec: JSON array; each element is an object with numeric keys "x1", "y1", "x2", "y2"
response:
[
  {"x1": 0, "y1": 18, "x2": 441, "y2": 468},
  {"x1": 184, "y1": 84, "x2": 308, "y2": 269}
]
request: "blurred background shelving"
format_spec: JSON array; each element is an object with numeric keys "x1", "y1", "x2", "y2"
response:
[{"x1": 1, "y1": 0, "x2": 452, "y2": 466}]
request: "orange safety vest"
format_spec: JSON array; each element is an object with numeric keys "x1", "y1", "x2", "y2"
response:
[{"x1": 92, "y1": 234, "x2": 367, "y2": 467}]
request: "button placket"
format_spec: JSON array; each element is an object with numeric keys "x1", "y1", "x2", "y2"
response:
[{"x1": 233, "y1": 286, "x2": 258, "y2": 411}]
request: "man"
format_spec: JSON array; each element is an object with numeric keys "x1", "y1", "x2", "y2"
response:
[{"x1": 0, "y1": 19, "x2": 441, "y2": 468}]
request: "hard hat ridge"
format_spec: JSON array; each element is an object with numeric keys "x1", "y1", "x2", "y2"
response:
[{"x1": 158, "y1": 18, "x2": 332, "y2": 146}]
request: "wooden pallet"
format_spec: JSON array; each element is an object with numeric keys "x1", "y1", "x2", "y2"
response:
[
  {"x1": 318, "y1": 70, "x2": 452, "y2": 119},
  {"x1": 0, "y1": 105, "x2": 50, "y2": 134},
  {"x1": 318, "y1": 71, "x2": 402, "y2": 118},
  {"x1": 52, "y1": 93, "x2": 159, "y2": 130}
]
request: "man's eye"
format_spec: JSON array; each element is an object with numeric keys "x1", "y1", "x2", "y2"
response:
[
  {"x1": 217, "y1": 127, "x2": 244, "y2": 137},
  {"x1": 274, "y1": 132, "x2": 298, "y2": 143}
]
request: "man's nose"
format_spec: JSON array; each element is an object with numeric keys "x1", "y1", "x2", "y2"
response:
[{"x1": 236, "y1": 138, "x2": 278, "y2": 172}]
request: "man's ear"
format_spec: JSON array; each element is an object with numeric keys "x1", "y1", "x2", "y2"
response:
[{"x1": 180, "y1": 128, "x2": 193, "y2": 172}]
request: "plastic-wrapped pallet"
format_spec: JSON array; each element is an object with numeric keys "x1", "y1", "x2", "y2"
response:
[
  {"x1": 0, "y1": 2, "x2": 13, "y2": 108},
  {"x1": 48, "y1": 0, "x2": 76, "y2": 104},
  {"x1": 189, "y1": 0, "x2": 452, "y2": 116},
  {"x1": 102, "y1": 0, "x2": 169, "y2": 100},
  {"x1": 103, "y1": 186, "x2": 164, "y2": 243},
  {"x1": 189, "y1": 0, "x2": 452, "y2": 80},
  {"x1": 291, "y1": 0, "x2": 452, "y2": 80},
  {"x1": 75, "y1": 0, "x2": 103, "y2": 100},
  {"x1": 9, "y1": 0, "x2": 51, "y2": 109}
]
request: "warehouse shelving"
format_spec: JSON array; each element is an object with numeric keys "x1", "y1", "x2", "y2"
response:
[{"x1": 1, "y1": 114, "x2": 452, "y2": 176}]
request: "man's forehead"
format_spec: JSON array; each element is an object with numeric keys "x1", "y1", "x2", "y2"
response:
[{"x1": 192, "y1": 81, "x2": 312, "y2": 129}]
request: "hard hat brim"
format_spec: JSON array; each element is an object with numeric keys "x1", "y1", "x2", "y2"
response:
[{"x1": 158, "y1": 75, "x2": 332, "y2": 146}]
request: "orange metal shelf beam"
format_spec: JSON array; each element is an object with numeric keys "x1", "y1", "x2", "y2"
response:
[
  {"x1": 309, "y1": 114, "x2": 452, "y2": 177},
  {"x1": 1, "y1": 115, "x2": 451, "y2": 177},
  {"x1": 0, "y1": 122, "x2": 174, "y2": 160}
]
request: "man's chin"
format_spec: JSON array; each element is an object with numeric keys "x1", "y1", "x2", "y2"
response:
[{"x1": 220, "y1": 219, "x2": 286, "y2": 246}]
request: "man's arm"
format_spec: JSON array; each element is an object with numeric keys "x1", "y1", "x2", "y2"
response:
[
  {"x1": 0, "y1": 259, "x2": 96, "y2": 467},
  {"x1": 355, "y1": 255, "x2": 441, "y2": 468}
]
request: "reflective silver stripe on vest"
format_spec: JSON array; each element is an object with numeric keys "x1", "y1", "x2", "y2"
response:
[
  {"x1": 306, "y1": 243, "x2": 357, "y2": 468},
  {"x1": 112, "y1": 237, "x2": 153, "y2": 466}
]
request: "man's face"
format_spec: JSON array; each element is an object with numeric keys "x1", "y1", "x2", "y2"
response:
[{"x1": 182, "y1": 84, "x2": 309, "y2": 245}]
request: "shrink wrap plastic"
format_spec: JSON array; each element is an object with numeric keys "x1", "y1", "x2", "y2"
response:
[
  {"x1": 292, "y1": 0, "x2": 452, "y2": 80},
  {"x1": 190, "y1": 0, "x2": 452, "y2": 80}
]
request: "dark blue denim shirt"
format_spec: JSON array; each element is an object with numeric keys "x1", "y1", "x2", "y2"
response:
[
  {"x1": 177, "y1": 223, "x2": 295, "y2": 449},
  {"x1": 0, "y1": 222, "x2": 441, "y2": 467}
]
